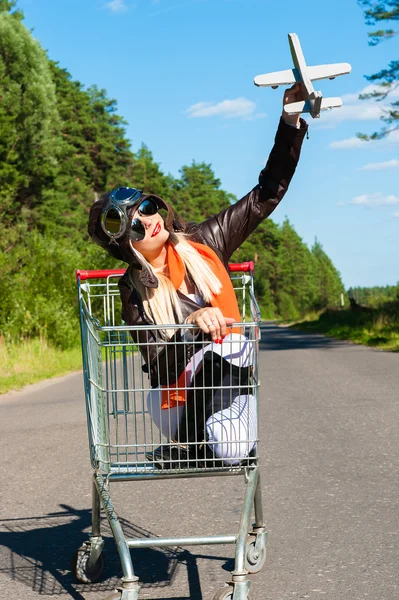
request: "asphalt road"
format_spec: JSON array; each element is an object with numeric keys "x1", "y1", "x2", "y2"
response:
[{"x1": 1, "y1": 323, "x2": 398, "y2": 600}]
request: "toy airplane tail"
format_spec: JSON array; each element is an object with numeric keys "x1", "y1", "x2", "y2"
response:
[{"x1": 284, "y1": 97, "x2": 343, "y2": 115}]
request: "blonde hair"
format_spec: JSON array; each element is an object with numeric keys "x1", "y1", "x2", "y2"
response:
[{"x1": 131, "y1": 232, "x2": 222, "y2": 338}]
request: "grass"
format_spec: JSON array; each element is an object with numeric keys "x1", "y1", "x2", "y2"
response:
[
  {"x1": 286, "y1": 306, "x2": 399, "y2": 351},
  {"x1": 0, "y1": 337, "x2": 82, "y2": 395}
]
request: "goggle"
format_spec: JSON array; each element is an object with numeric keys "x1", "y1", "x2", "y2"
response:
[{"x1": 101, "y1": 187, "x2": 159, "y2": 242}]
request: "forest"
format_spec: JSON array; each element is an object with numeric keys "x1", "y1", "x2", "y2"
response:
[{"x1": 0, "y1": 4, "x2": 347, "y2": 352}]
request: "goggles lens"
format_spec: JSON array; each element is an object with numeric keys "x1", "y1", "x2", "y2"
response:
[
  {"x1": 111, "y1": 187, "x2": 142, "y2": 205},
  {"x1": 104, "y1": 206, "x2": 123, "y2": 235}
]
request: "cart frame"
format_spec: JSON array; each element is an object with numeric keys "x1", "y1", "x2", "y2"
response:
[{"x1": 74, "y1": 263, "x2": 266, "y2": 600}]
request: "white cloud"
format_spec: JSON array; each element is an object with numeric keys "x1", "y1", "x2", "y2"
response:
[
  {"x1": 315, "y1": 83, "x2": 398, "y2": 134},
  {"x1": 314, "y1": 101, "x2": 384, "y2": 129},
  {"x1": 358, "y1": 159, "x2": 399, "y2": 171},
  {"x1": 186, "y1": 97, "x2": 264, "y2": 119},
  {"x1": 340, "y1": 91, "x2": 361, "y2": 103},
  {"x1": 330, "y1": 128, "x2": 399, "y2": 150},
  {"x1": 330, "y1": 137, "x2": 366, "y2": 149},
  {"x1": 340, "y1": 84, "x2": 399, "y2": 105},
  {"x1": 106, "y1": 0, "x2": 128, "y2": 12},
  {"x1": 351, "y1": 193, "x2": 399, "y2": 207},
  {"x1": 393, "y1": 211, "x2": 399, "y2": 218}
]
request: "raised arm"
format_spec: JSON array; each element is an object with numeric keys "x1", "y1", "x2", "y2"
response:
[{"x1": 196, "y1": 85, "x2": 308, "y2": 260}]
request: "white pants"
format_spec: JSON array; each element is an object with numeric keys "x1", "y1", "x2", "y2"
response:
[{"x1": 147, "y1": 334, "x2": 257, "y2": 465}]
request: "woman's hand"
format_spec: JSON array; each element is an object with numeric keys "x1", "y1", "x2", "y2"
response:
[
  {"x1": 282, "y1": 82, "x2": 304, "y2": 127},
  {"x1": 185, "y1": 307, "x2": 235, "y2": 343}
]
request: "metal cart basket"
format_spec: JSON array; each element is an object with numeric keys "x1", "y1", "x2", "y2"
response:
[{"x1": 74, "y1": 262, "x2": 266, "y2": 600}]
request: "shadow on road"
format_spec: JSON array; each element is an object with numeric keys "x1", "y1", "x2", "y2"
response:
[
  {"x1": 259, "y1": 323, "x2": 347, "y2": 352},
  {"x1": 0, "y1": 504, "x2": 231, "y2": 599}
]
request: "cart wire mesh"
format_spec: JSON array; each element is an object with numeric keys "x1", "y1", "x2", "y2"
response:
[{"x1": 77, "y1": 265, "x2": 261, "y2": 479}]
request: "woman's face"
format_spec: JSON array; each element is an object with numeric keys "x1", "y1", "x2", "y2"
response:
[{"x1": 129, "y1": 202, "x2": 170, "y2": 260}]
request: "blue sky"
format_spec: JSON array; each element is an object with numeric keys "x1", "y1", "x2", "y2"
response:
[{"x1": 18, "y1": 0, "x2": 398, "y2": 288}]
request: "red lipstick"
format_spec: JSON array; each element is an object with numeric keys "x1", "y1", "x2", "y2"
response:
[{"x1": 151, "y1": 222, "x2": 161, "y2": 237}]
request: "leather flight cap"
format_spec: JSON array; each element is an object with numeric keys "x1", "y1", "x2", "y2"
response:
[
  {"x1": 101, "y1": 188, "x2": 169, "y2": 240},
  {"x1": 88, "y1": 188, "x2": 183, "y2": 286}
]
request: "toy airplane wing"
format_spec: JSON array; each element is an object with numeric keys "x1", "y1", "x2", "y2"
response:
[
  {"x1": 254, "y1": 69, "x2": 297, "y2": 88},
  {"x1": 254, "y1": 63, "x2": 351, "y2": 88},
  {"x1": 307, "y1": 63, "x2": 352, "y2": 81},
  {"x1": 284, "y1": 97, "x2": 343, "y2": 115}
]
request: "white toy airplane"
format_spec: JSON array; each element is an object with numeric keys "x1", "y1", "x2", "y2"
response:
[{"x1": 254, "y1": 33, "x2": 351, "y2": 119}]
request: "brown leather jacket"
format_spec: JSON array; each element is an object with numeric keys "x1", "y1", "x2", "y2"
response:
[{"x1": 118, "y1": 117, "x2": 308, "y2": 387}]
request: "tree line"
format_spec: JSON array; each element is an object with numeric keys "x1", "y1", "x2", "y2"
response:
[
  {"x1": 348, "y1": 285, "x2": 399, "y2": 307},
  {"x1": 0, "y1": 3, "x2": 346, "y2": 350}
]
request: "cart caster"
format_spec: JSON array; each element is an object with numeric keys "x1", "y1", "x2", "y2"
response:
[
  {"x1": 245, "y1": 535, "x2": 266, "y2": 574},
  {"x1": 71, "y1": 544, "x2": 105, "y2": 583},
  {"x1": 213, "y1": 584, "x2": 235, "y2": 600}
]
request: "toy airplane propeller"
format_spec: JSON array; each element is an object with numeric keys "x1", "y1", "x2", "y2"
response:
[{"x1": 254, "y1": 33, "x2": 351, "y2": 119}]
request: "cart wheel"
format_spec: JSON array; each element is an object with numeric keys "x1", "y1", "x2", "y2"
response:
[
  {"x1": 245, "y1": 537, "x2": 266, "y2": 574},
  {"x1": 212, "y1": 585, "x2": 234, "y2": 600},
  {"x1": 71, "y1": 546, "x2": 105, "y2": 583}
]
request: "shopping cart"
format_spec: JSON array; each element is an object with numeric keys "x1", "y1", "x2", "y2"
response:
[{"x1": 74, "y1": 262, "x2": 266, "y2": 600}]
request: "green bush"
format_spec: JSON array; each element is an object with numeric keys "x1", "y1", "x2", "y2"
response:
[
  {"x1": 0, "y1": 232, "x2": 119, "y2": 349},
  {"x1": 275, "y1": 291, "x2": 300, "y2": 321}
]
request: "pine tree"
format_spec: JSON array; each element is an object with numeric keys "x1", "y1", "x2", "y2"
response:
[
  {"x1": 172, "y1": 162, "x2": 233, "y2": 222},
  {"x1": 0, "y1": 0, "x2": 23, "y2": 19},
  {"x1": 275, "y1": 220, "x2": 318, "y2": 318},
  {"x1": 130, "y1": 144, "x2": 174, "y2": 202},
  {"x1": 0, "y1": 12, "x2": 61, "y2": 249},
  {"x1": 357, "y1": 0, "x2": 399, "y2": 139},
  {"x1": 38, "y1": 63, "x2": 136, "y2": 238},
  {"x1": 312, "y1": 239, "x2": 344, "y2": 309}
]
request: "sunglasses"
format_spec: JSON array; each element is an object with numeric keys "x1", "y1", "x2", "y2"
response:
[
  {"x1": 101, "y1": 187, "x2": 159, "y2": 242},
  {"x1": 129, "y1": 199, "x2": 159, "y2": 242}
]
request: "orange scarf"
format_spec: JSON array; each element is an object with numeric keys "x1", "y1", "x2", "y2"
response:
[{"x1": 161, "y1": 240, "x2": 242, "y2": 409}]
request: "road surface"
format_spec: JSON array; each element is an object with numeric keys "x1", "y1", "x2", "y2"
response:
[{"x1": 1, "y1": 324, "x2": 398, "y2": 600}]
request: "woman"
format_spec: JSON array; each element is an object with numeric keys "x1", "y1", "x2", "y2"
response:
[{"x1": 88, "y1": 84, "x2": 308, "y2": 468}]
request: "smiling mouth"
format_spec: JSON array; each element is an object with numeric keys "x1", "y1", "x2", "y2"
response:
[{"x1": 151, "y1": 222, "x2": 161, "y2": 237}]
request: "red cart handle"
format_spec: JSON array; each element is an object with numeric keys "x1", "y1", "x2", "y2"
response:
[
  {"x1": 76, "y1": 269, "x2": 126, "y2": 281},
  {"x1": 76, "y1": 262, "x2": 254, "y2": 281},
  {"x1": 228, "y1": 262, "x2": 254, "y2": 273}
]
